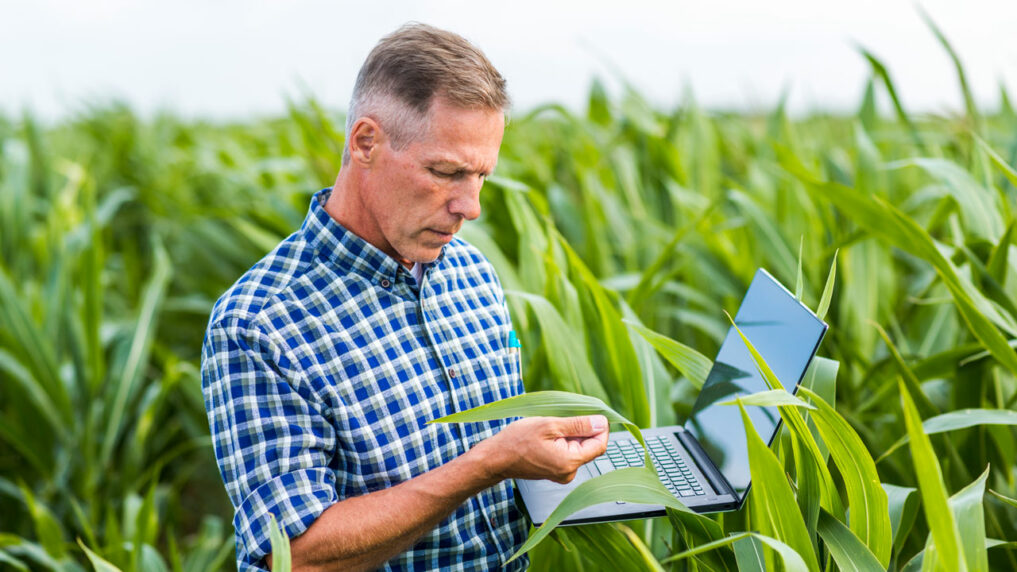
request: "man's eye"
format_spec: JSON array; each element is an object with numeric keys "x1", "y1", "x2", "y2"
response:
[{"x1": 430, "y1": 168, "x2": 465, "y2": 179}]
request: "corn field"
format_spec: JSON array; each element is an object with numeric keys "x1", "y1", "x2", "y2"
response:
[{"x1": 2, "y1": 23, "x2": 1017, "y2": 571}]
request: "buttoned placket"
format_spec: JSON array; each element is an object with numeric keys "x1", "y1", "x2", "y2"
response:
[{"x1": 414, "y1": 261, "x2": 513, "y2": 559}]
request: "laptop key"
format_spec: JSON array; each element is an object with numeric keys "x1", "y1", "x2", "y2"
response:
[{"x1": 594, "y1": 459, "x2": 615, "y2": 475}]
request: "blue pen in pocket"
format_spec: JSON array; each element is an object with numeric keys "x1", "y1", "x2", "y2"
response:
[
  {"x1": 508, "y1": 330, "x2": 521, "y2": 354},
  {"x1": 507, "y1": 330, "x2": 522, "y2": 380}
]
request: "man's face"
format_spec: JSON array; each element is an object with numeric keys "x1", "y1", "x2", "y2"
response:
[{"x1": 363, "y1": 98, "x2": 505, "y2": 266}]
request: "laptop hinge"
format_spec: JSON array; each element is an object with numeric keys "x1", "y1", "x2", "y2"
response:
[{"x1": 675, "y1": 431, "x2": 737, "y2": 499}]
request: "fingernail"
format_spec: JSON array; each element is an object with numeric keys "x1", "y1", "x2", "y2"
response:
[{"x1": 591, "y1": 415, "x2": 607, "y2": 432}]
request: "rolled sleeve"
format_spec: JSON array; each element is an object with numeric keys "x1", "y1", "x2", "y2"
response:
[
  {"x1": 201, "y1": 317, "x2": 339, "y2": 568},
  {"x1": 235, "y1": 467, "x2": 338, "y2": 564}
]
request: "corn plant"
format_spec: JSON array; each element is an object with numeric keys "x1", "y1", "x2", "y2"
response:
[{"x1": 2, "y1": 11, "x2": 1017, "y2": 570}]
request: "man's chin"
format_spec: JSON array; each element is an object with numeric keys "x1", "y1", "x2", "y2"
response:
[{"x1": 399, "y1": 247, "x2": 443, "y2": 266}]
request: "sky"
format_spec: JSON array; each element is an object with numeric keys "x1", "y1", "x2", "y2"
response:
[{"x1": 2, "y1": 0, "x2": 1016, "y2": 121}]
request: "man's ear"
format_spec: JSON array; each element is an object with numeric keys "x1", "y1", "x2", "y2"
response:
[{"x1": 348, "y1": 117, "x2": 385, "y2": 166}]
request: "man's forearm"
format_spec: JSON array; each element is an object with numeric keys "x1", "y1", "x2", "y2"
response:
[{"x1": 281, "y1": 439, "x2": 504, "y2": 572}]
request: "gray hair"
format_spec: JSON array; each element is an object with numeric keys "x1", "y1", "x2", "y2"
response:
[{"x1": 342, "y1": 23, "x2": 510, "y2": 165}]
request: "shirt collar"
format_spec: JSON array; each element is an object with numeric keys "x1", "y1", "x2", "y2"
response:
[{"x1": 302, "y1": 188, "x2": 445, "y2": 286}]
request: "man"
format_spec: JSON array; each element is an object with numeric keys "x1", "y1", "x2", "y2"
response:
[{"x1": 201, "y1": 23, "x2": 609, "y2": 571}]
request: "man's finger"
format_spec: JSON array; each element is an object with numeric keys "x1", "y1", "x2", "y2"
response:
[{"x1": 559, "y1": 414, "x2": 608, "y2": 437}]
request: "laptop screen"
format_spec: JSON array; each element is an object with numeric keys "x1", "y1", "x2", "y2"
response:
[{"x1": 682, "y1": 268, "x2": 827, "y2": 502}]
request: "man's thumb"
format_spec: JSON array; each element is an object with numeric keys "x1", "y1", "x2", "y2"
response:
[{"x1": 563, "y1": 414, "x2": 607, "y2": 435}]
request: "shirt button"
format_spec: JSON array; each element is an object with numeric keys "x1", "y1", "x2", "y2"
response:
[
  {"x1": 490, "y1": 517, "x2": 497, "y2": 529},
  {"x1": 380, "y1": 278, "x2": 391, "y2": 288},
  {"x1": 448, "y1": 368, "x2": 456, "y2": 378}
]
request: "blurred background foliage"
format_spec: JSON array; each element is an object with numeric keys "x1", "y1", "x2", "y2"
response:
[{"x1": 2, "y1": 29, "x2": 1017, "y2": 571}]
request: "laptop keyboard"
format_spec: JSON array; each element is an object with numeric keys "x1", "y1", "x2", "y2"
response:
[{"x1": 593, "y1": 435, "x2": 706, "y2": 498}]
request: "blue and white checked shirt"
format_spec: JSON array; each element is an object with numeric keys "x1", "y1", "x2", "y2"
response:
[{"x1": 201, "y1": 189, "x2": 529, "y2": 571}]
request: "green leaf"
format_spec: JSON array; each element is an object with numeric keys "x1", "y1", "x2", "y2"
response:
[
  {"x1": 888, "y1": 158, "x2": 1001, "y2": 241},
  {"x1": 857, "y1": 48, "x2": 924, "y2": 150},
  {"x1": 719, "y1": 389, "x2": 815, "y2": 410},
  {"x1": 880, "y1": 408, "x2": 1017, "y2": 461},
  {"x1": 0, "y1": 550, "x2": 28, "y2": 572},
  {"x1": 728, "y1": 316, "x2": 844, "y2": 516},
  {"x1": 871, "y1": 322, "x2": 938, "y2": 419},
  {"x1": 951, "y1": 466, "x2": 990, "y2": 572},
  {"x1": 623, "y1": 319, "x2": 712, "y2": 389},
  {"x1": 78, "y1": 539, "x2": 123, "y2": 572},
  {"x1": 100, "y1": 235, "x2": 173, "y2": 470},
  {"x1": 986, "y1": 221, "x2": 1014, "y2": 285},
  {"x1": 883, "y1": 483, "x2": 920, "y2": 556},
  {"x1": 557, "y1": 523, "x2": 662, "y2": 572},
  {"x1": 267, "y1": 514, "x2": 291, "y2": 572},
  {"x1": 989, "y1": 489, "x2": 1017, "y2": 509},
  {"x1": 613, "y1": 524, "x2": 666, "y2": 572},
  {"x1": 987, "y1": 539, "x2": 1017, "y2": 550},
  {"x1": 560, "y1": 240, "x2": 651, "y2": 427},
  {"x1": 795, "y1": 236, "x2": 804, "y2": 300},
  {"x1": 816, "y1": 509, "x2": 885, "y2": 572},
  {"x1": 798, "y1": 387, "x2": 892, "y2": 567},
  {"x1": 898, "y1": 380, "x2": 966, "y2": 571},
  {"x1": 507, "y1": 290, "x2": 610, "y2": 402},
  {"x1": 660, "y1": 531, "x2": 809, "y2": 572},
  {"x1": 919, "y1": 6, "x2": 981, "y2": 132},
  {"x1": 139, "y1": 545, "x2": 169, "y2": 572},
  {"x1": 737, "y1": 401, "x2": 820, "y2": 571},
  {"x1": 779, "y1": 150, "x2": 1017, "y2": 379},
  {"x1": 18, "y1": 485, "x2": 65, "y2": 559},
  {"x1": 816, "y1": 249, "x2": 838, "y2": 320},
  {"x1": 667, "y1": 508, "x2": 738, "y2": 572},
  {"x1": 431, "y1": 390, "x2": 649, "y2": 468},
  {"x1": 975, "y1": 135, "x2": 1017, "y2": 190},
  {"x1": 506, "y1": 467, "x2": 688, "y2": 563},
  {"x1": 732, "y1": 535, "x2": 767, "y2": 572}
]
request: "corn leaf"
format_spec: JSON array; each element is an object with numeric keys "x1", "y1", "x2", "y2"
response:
[
  {"x1": 78, "y1": 539, "x2": 122, "y2": 572},
  {"x1": 899, "y1": 380, "x2": 966, "y2": 571},
  {"x1": 989, "y1": 489, "x2": 1017, "y2": 509},
  {"x1": 559, "y1": 524, "x2": 663, "y2": 572},
  {"x1": 779, "y1": 150, "x2": 1017, "y2": 379},
  {"x1": 816, "y1": 249, "x2": 838, "y2": 320},
  {"x1": 737, "y1": 402, "x2": 820, "y2": 571},
  {"x1": 951, "y1": 466, "x2": 990, "y2": 572},
  {"x1": 719, "y1": 389, "x2": 815, "y2": 410},
  {"x1": 431, "y1": 390, "x2": 647, "y2": 455},
  {"x1": 986, "y1": 221, "x2": 1014, "y2": 285},
  {"x1": 667, "y1": 508, "x2": 738, "y2": 572},
  {"x1": 614, "y1": 524, "x2": 666, "y2": 572},
  {"x1": 795, "y1": 236, "x2": 804, "y2": 300},
  {"x1": 732, "y1": 535, "x2": 767, "y2": 572},
  {"x1": 506, "y1": 467, "x2": 688, "y2": 563},
  {"x1": 18, "y1": 485, "x2": 65, "y2": 559},
  {"x1": 880, "y1": 409, "x2": 1017, "y2": 461},
  {"x1": 268, "y1": 514, "x2": 292, "y2": 572},
  {"x1": 0, "y1": 550, "x2": 28, "y2": 572},
  {"x1": 799, "y1": 387, "x2": 892, "y2": 567},
  {"x1": 623, "y1": 319, "x2": 712, "y2": 389},
  {"x1": 883, "y1": 483, "x2": 920, "y2": 556},
  {"x1": 100, "y1": 235, "x2": 172, "y2": 470},
  {"x1": 660, "y1": 530, "x2": 808, "y2": 572},
  {"x1": 507, "y1": 291, "x2": 610, "y2": 402},
  {"x1": 975, "y1": 135, "x2": 1017, "y2": 190},
  {"x1": 816, "y1": 509, "x2": 884, "y2": 572},
  {"x1": 728, "y1": 317, "x2": 844, "y2": 517}
]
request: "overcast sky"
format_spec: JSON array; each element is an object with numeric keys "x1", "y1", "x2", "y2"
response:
[{"x1": 2, "y1": 0, "x2": 1016, "y2": 121}]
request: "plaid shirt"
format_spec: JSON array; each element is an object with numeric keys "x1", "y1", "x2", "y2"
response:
[{"x1": 201, "y1": 189, "x2": 529, "y2": 571}]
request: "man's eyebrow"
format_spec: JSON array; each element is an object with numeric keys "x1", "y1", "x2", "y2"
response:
[{"x1": 428, "y1": 159, "x2": 495, "y2": 176}]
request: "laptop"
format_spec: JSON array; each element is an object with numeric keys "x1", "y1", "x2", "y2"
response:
[{"x1": 516, "y1": 268, "x2": 828, "y2": 525}]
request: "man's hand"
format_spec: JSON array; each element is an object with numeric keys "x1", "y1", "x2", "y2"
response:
[
  {"x1": 279, "y1": 415, "x2": 608, "y2": 571},
  {"x1": 476, "y1": 415, "x2": 610, "y2": 485}
]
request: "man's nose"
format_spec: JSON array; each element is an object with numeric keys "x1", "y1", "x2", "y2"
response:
[{"x1": 448, "y1": 176, "x2": 484, "y2": 221}]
